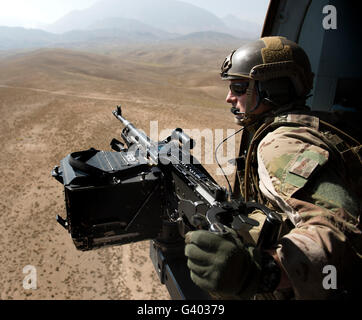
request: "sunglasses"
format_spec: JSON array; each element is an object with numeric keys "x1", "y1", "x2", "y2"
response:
[{"x1": 229, "y1": 82, "x2": 250, "y2": 96}]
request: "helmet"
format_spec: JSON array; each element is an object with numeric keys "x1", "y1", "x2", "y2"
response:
[{"x1": 221, "y1": 36, "x2": 314, "y2": 119}]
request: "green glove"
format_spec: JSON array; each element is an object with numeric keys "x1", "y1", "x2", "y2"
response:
[{"x1": 184, "y1": 228, "x2": 262, "y2": 299}]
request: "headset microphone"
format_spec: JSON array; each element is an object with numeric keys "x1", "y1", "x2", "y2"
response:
[{"x1": 230, "y1": 107, "x2": 242, "y2": 115}]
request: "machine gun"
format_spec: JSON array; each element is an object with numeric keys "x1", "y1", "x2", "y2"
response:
[{"x1": 52, "y1": 105, "x2": 282, "y2": 300}]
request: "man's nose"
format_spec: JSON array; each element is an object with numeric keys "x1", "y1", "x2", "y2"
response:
[{"x1": 226, "y1": 90, "x2": 236, "y2": 103}]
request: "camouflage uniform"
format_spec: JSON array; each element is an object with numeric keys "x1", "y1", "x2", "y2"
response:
[
  {"x1": 217, "y1": 36, "x2": 362, "y2": 299},
  {"x1": 236, "y1": 110, "x2": 362, "y2": 299}
]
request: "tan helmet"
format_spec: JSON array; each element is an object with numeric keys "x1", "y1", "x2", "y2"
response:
[{"x1": 221, "y1": 36, "x2": 314, "y2": 119}]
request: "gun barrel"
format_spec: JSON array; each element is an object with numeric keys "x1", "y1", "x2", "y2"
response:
[{"x1": 112, "y1": 108, "x2": 158, "y2": 162}]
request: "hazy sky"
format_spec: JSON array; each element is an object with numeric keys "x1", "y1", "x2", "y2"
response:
[
  {"x1": 0, "y1": 0, "x2": 99, "y2": 26},
  {"x1": 183, "y1": 0, "x2": 270, "y2": 23},
  {"x1": 0, "y1": 0, "x2": 270, "y2": 28}
]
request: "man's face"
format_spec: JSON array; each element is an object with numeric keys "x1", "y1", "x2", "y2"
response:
[
  {"x1": 226, "y1": 79, "x2": 256, "y2": 122},
  {"x1": 226, "y1": 79, "x2": 270, "y2": 122}
]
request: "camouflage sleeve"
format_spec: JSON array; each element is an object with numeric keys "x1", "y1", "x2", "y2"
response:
[{"x1": 257, "y1": 125, "x2": 362, "y2": 299}]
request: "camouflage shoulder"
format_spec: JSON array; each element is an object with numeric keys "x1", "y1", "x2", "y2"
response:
[{"x1": 257, "y1": 125, "x2": 329, "y2": 199}]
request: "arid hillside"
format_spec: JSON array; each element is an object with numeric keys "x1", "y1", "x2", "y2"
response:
[
  {"x1": 0, "y1": 44, "x2": 242, "y2": 300},
  {"x1": 0, "y1": 44, "x2": 236, "y2": 104}
]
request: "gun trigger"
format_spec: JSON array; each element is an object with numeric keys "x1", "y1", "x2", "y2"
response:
[
  {"x1": 209, "y1": 222, "x2": 229, "y2": 236},
  {"x1": 231, "y1": 214, "x2": 259, "y2": 230}
]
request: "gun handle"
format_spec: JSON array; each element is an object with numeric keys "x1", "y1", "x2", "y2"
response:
[{"x1": 256, "y1": 210, "x2": 282, "y2": 249}]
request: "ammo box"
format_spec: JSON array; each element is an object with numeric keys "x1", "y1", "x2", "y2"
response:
[{"x1": 52, "y1": 149, "x2": 164, "y2": 250}]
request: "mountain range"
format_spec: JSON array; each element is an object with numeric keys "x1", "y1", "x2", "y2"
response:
[{"x1": 0, "y1": 0, "x2": 262, "y2": 51}]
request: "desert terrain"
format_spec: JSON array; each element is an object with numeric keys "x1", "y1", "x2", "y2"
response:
[{"x1": 0, "y1": 43, "x2": 243, "y2": 300}]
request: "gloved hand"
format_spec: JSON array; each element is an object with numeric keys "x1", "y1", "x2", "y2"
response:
[{"x1": 184, "y1": 228, "x2": 262, "y2": 299}]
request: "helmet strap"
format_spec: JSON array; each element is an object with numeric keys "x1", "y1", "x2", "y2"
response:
[
  {"x1": 245, "y1": 80, "x2": 256, "y2": 114},
  {"x1": 244, "y1": 80, "x2": 264, "y2": 116},
  {"x1": 234, "y1": 80, "x2": 265, "y2": 127}
]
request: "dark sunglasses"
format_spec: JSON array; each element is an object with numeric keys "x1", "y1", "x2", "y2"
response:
[{"x1": 229, "y1": 82, "x2": 250, "y2": 96}]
